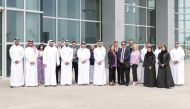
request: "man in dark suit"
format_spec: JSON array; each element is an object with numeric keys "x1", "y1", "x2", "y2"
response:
[
  {"x1": 56, "y1": 40, "x2": 62, "y2": 84},
  {"x1": 118, "y1": 41, "x2": 131, "y2": 86},
  {"x1": 72, "y1": 41, "x2": 78, "y2": 83}
]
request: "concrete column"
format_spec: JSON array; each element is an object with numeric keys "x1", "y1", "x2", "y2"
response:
[
  {"x1": 156, "y1": 0, "x2": 175, "y2": 50},
  {"x1": 102, "y1": 0, "x2": 125, "y2": 50}
]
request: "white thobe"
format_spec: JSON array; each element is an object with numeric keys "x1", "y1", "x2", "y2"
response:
[
  {"x1": 154, "y1": 48, "x2": 161, "y2": 77},
  {"x1": 43, "y1": 46, "x2": 60, "y2": 86},
  {"x1": 9, "y1": 45, "x2": 24, "y2": 87},
  {"x1": 170, "y1": 47, "x2": 185, "y2": 85},
  {"x1": 140, "y1": 47, "x2": 147, "y2": 83},
  {"x1": 25, "y1": 47, "x2": 38, "y2": 86},
  {"x1": 93, "y1": 47, "x2": 106, "y2": 85},
  {"x1": 60, "y1": 46, "x2": 73, "y2": 85},
  {"x1": 77, "y1": 48, "x2": 90, "y2": 85}
]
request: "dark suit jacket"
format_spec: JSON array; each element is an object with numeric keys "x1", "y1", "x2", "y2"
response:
[
  {"x1": 118, "y1": 47, "x2": 131, "y2": 67},
  {"x1": 108, "y1": 51, "x2": 116, "y2": 67}
]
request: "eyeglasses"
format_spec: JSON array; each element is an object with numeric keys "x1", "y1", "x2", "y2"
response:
[{"x1": 122, "y1": 44, "x2": 126, "y2": 45}]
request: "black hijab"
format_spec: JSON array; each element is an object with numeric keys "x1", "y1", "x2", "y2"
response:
[{"x1": 159, "y1": 45, "x2": 168, "y2": 64}]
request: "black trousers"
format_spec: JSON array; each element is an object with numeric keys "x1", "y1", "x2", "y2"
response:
[
  {"x1": 120, "y1": 63, "x2": 130, "y2": 84},
  {"x1": 131, "y1": 64, "x2": 138, "y2": 82},
  {"x1": 56, "y1": 64, "x2": 61, "y2": 84},
  {"x1": 114, "y1": 67, "x2": 121, "y2": 84},
  {"x1": 72, "y1": 62, "x2": 78, "y2": 83},
  {"x1": 109, "y1": 66, "x2": 116, "y2": 82}
]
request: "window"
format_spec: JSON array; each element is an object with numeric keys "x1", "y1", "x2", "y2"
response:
[
  {"x1": 43, "y1": 0, "x2": 56, "y2": 16},
  {"x1": 26, "y1": 13, "x2": 41, "y2": 42},
  {"x1": 81, "y1": 0, "x2": 101, "y2": 21},
  {"x1": 81, "y1": 22, "x2": 100, "y2": 43},
  {"x1": 42, "y1": 18, "x2": 56, "y2": 43},
  {"x1": 7, "y1": 0, "x2": 24, "y2": 9},
  {"x1": 57, "y1": 0, "x2": 80, "y2": 19},
  {"x1": 7, "y1": 10, "x2": 24, "y2": 42},
  {"x1": 26, "y1": 0, "x2": 40, "y2": 11},
  {"x1": 58, "y1": 20, "x2": 80, "y2": 43}
]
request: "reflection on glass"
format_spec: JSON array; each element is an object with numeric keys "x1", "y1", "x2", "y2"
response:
[
  {"x1": 147, "y1": 27, "x2": 156, "y2": 44},
  {"x1": 26, "y1": 0, "x2": 40, "y2": 11},
  {"x1": 26, "y1": 13, "x2": 40, "y2": 42},
  {"x1": 81, "y1": 22, "x2": 100, "y2": 43},
  {"x1": 58, "y1": 20, "x2": 80, "y2": 43},
  {"x1": 81, "y1": 0, "x2": 100, "y2": 20},
  {"x1": 57, "y1": 0, "x2": 80, "y2": 19},
  {"x1": 135, "y1": 26, "x2": 146, "y2": 44},
  {"x1": 125, "y1": 6, "x2": 146, "y2": 25},
  {"x1": 43, "y1": 0, "x2": 56, "y2": 16},
  {"x1": 125, "y1": 0, "x2": 147, "y2": 7},
  {"x1": 7, "y1": 10, "x2": 24, "y2": 42},
  {"x1": 147, "y1": 8, "x2": 156, "y2": 26},
  {"x1": 42, "y1": 18, "x2": 56, "y2": 43},
  {"x1": 125, "y1": 25, "x2": 133, "y2": 42},
  {"x1": 7, "y1": 0, "x2": 24, "y2": 8},
  {"x1": 125, "y1": 5, "x2": 134, "y2": 24}
]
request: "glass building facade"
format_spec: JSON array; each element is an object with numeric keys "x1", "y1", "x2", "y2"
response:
[
  {"x1": 125, "y1": 0, "x2": 156, "y2": 45},
  {"x1": 175, "y1": 0, "x2": 190, "y2": 59},
  {"x1": 0, "y1": 0, "x2": 102, "y2": 78},
  {"x1": 0, "y1": 0, "x2": 189, "y2": 78}
]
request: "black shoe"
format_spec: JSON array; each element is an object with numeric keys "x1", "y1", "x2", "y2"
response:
[{"x1": 125, "y1": 83, "x2": 129, "y2": 86}]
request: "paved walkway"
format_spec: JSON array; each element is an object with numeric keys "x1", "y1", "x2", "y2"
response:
[{"x1": 0, "y1": 62, "x2": 190, "y2": 109}]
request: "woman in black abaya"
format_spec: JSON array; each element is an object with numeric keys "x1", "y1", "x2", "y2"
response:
[
  {"x1": 157, "y1": 45, "x2": 175, "y2": 88},
  {"x1": 143, "y1": 47, "x2": 157, "y2": 87}
]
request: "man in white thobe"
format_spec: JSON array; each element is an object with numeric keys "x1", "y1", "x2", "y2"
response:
[
  {"x1": 60, "y1": 40, "x2": 73, "y2": 85},
  {"x1": 93, "y1": 41, "x2": 106, "y2": 85},
  {"x1": 43, "y1": 40, "x2": 60, "y2": 86},
  {"x1": 170, "y1": 42, "x2": 185, "y2": 85},
  {"x1": 25, "y1": 40, "x2": 38, "y2": 87},
  {"x1": 77, "y1": 41, "x2": 90, "y2": 85},
  {"x1": 9, "y1": 39, "x2": 24, "y2": 88},
  {"x1": 154, "y1": 43, "x2": 162, "y2": 77},
  {"x1": 140, "y1": 42, "x2": 151, "y2": 83}
]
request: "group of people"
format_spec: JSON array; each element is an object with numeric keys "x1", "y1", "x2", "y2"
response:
[{"x1": 9, "y1": 38, "x2": 185, "y2": 89}]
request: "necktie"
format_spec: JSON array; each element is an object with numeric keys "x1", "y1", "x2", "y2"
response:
[{"x1": 122, "y1": 48, "x2": 125, "y2": 60}]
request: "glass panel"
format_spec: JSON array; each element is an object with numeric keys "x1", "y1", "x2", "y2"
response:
[
  {"x1": 185, "y1": 21, "x2": 190, "y2": 29},
  {"x1": 134, "y1": 26, "x2": 146, "y2": 44},
  {"x1": 179, "y1": 31, "x2": 184, "y2": 43},
  {"x1": 26, "y1": 0, "x2": 40, "y2": 11},
  {"x1": 147, "y1": 8, "x2": 156, "y2": 26},
  {"x1": 125, "y1": 0, "x2": 147, "y2": 7},
  {"x1": 58, "y1": 20, "x2": 80, "y2": 43},
  {"x1": 147, "y1": 0, "x2": 155, "y2": 9},
  {"x1": 7, "y1": 0, "x2": 24, "y2": 9},
  {"x1": 42, "y1": 18, "x2": 56, "y2": 43},
  {"x1": 134, "y1": 7, "x2": 146, "y2": 25},
  {"x1": 125, "y1": 5, "x2": 134, "y2": 24},
  {"x1": 81, "y1": 22, "x2": 100, "y2": 43},
  {"x1": 26, "y1": 13, "x2": 40, "y2": 42},
  {"x1": 0, "y1": 0, "x2": 2, "y2": 6},
  {"x1": 7, "y1": 10, "x2": 24, "y2": 42},
  {"x1": 186, "y1": 0, "x2": 190, "y2": 7},
  {"x1": 179, "y1": 21, "x2": 185, "y2": 29},
  {"x1": 125, "y1": 25, "x2": 134, "y2": 42},
  {"x1": 57, "y1": 0, "x2": 80, "y2": 19},
  {"x1": 147, "y1": 27, "x2": 156, "y2": 44},
  {"x1": 43, "y1": 0, "x2": 56, "y2": 16},
  {"x1": 81, "y1": 0, "x2": 100, "y2": 20}
]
